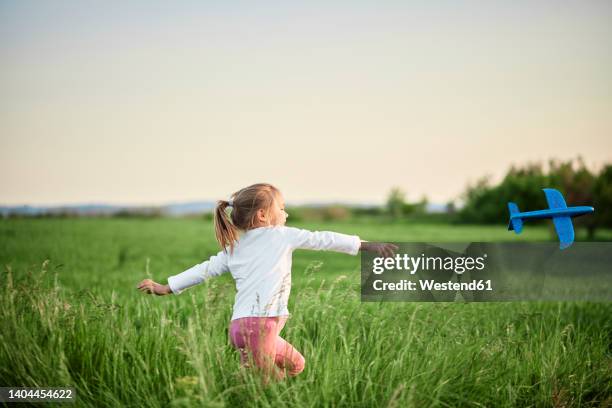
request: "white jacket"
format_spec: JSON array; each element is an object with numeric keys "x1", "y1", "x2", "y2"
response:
[{"x1": 167, "y1": 225, "x2": 361, "y2": 321}]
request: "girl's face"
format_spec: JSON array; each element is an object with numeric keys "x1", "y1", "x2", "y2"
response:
[
  {"x1": 254, "y1": 192, "x2": 288, "y2": 227},
  {"x1": 270, "y1": 193, "x2": 288, "y2": 226}
]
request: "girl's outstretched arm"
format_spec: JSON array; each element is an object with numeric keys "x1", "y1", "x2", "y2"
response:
[
  {"x1": 136, "y1": 250, "x2": 229, "y2": 296},
  {"x1": 286, "y1": 227, "x2": 398, "y2": 258},
  {"x1": 287, "y1": 227, "x2": 362, "y2": 254},
  {"x1": 166, "y1": 250, "x2": 229, "y2": 294}
]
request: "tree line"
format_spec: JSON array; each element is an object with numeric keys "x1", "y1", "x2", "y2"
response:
[{"x1": 457, "y1": 158, "x2": 612, "y2": 238}]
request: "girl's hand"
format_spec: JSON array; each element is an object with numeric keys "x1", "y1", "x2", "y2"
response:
[
  {"x1": 360, "y1": 242, "x2": 399, "y2": 258},
  {"x1": 137, "y1": 279, "x2": 172, "y2": 296}
]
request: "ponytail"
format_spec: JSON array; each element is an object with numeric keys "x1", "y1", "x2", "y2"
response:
[{"x1": 214, "y1": 200, "x2": 239, "y2": 254}]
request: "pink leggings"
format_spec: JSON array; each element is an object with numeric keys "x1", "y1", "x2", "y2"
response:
[{"x1": 229, "y1": 316, "x2": 305, "y2": 379}]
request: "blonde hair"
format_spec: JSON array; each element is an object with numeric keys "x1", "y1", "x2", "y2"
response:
[{"x1": 214, "y1": 183, "x2": 281, "y2": 253}]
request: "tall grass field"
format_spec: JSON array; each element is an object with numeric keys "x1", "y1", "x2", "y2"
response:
[{"x1": 1, "y1": 218, "x2": 610, "y2": 407}]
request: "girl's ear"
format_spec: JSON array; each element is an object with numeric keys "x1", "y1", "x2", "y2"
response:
[{"x1": 256, "y1": 208, "x2": 267, "y2": 223}]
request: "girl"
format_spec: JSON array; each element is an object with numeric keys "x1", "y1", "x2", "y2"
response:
[{"x1": 137, "y1": 183, "x2": 397, "y2": 382}]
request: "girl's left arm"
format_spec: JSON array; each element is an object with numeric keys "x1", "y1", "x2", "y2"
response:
[
  {"x1": 166, "y1": 250, "x2": 230, "y2": 295},
  {"x1": 286, "y1": 227, "x2": 398, "y2": 257},
  {"x1": 286, "y1": 227, "x2": 362, "y2": 255}
]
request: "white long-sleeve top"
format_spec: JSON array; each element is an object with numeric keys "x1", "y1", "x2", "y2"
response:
[{"x1": 167, "y1": 225, "x2": 361, "y2": 321}]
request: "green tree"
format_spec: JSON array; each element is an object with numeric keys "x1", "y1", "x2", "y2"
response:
[
  {"x1": 458, "y1": 176, "x2": 502, "y2": 224},
  {"x1": 386, "y1": 187, "x2": 406, "y2": 219},
  {"x1": 458, "y1": 158, "x2": 600, "y2": 237},
  {"x1": 594, "y1": 164, "x2": 612, "y2": 231},
  {"x1": 547, "y1": 157, "x2": 596, "y2": 238}
]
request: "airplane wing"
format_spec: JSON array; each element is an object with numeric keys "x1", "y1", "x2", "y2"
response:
[
  {"x1": 543, "y1": 188, "x2": 567, "y2": 209},
  {"x1": 552, "y1": 216, "x2": 574, "y2": 249}
]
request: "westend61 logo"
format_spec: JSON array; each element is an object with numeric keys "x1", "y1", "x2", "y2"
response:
[
  {"x1": 361, "y1": 243, "x2": 612, "y2": 302},
  {"x1": 371, "y1": 253, "x2": 488, "y2": 275}
]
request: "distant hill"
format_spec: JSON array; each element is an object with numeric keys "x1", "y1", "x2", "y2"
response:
[
  {"x1": 0, "y1": 201, "x2": 217, "y2": 217},
  {"x1": 1, "y1": 200, "x2": 447, "y2": 217}
]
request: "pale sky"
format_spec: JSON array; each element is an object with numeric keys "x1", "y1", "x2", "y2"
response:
[{"x1": 1, "y1": 0, "x2": 611, "y2": 206}]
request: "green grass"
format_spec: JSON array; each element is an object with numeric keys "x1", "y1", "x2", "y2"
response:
[{"x1": 0, "y1": 218, "x2": 610, "y2": 407}]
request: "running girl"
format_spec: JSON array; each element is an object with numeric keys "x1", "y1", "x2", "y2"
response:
[{"x1": 137, "y1": 183, "x2": 397, "y2": 382}]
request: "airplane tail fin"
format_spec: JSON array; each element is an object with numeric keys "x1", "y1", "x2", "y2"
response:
[{"x1": 507, "y1": 202, "x2": 523, "y2": 234}]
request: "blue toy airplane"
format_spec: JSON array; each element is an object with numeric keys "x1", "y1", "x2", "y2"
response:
[{"x1": 508, "y1": 188, "x2": 594, "y2": 249}]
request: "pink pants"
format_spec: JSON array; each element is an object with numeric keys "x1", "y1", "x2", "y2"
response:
[{"x1": 229, "y1": 316, "x2": 305, "y2": 379}]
